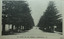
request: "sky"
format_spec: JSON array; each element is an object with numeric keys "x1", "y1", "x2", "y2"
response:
[
  {"x1": 26, "y1": 0, "x2": 63, "y2": 26},
  {"x1": 3, "y1": 0, "x2": 64, "y2": 26}
]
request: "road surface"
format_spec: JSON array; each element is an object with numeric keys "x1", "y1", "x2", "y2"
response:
[{"x1": 15, "y1": 26, "x2": 62, "y2": 36}]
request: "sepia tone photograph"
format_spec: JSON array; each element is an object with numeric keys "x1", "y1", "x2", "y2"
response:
[{"x1": 1, "y1": 0, "x2": 63, "y2": 37}]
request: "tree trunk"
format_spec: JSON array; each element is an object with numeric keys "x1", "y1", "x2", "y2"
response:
[
  {"x1": 12, "y1": 25, "x2": 14, "y2": 30},
  {"x1": 51, "y1": 26, "x2": 54, "y2": 33},
  {"x1": 19, "y1": 26, "x2": 21, "y2": 30},
  {"x1": 2, "y1": 24, "x2": 5, "y2": 35}
]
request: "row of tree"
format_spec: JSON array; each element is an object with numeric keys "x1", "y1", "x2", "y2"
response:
[
  {"x1": 2, "y1": 1, "x2": 34, "y2": 35},
  {"x1": 38, "y1": 1, "x2": 62, "y2": 32},
  {"x1": 2, "y1": 1, "x2": 62, "y2": 35}
]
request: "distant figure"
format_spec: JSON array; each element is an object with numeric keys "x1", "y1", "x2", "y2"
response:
[
  {"x1": 36, "y1": 27, "x2": 38, "y2": 29},
  {"x1": 36, "y1": 27, "x2": 37, "y2": 29}
]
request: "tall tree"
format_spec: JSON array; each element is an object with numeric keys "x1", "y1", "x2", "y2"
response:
[
  {"x1": 38, "y1": 1, "x2": 62, "y2": 32},
  {"x1": 2, "y1": 1, "x2": 34, "y2": 34}
]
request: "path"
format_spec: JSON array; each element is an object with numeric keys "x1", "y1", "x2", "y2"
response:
[{"x1": 15, "y1": 26, "x2": 62, "y2": 36}]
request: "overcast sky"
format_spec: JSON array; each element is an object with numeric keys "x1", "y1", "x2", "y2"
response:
[
  {"x1": 3, "y1": 0, "x2": 64, "y2": 26},
  {"x1": 26, "y1": 0, "x2": 63, "y2": 26}
]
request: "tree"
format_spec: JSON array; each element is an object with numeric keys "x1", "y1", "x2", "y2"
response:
[
  {"x1": 2, "y1": 1, "x2": 34, "y2": 34},
  {"x1": 38, "y1": 1, "x2": 62, "y2": 32}
]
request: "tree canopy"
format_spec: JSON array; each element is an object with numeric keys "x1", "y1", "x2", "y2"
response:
[
  {"x1": 2, "y1": 1, "x2": 34, "y2": 35},
  {"x1": 38, "y1": 1, "x2": 62, "y2": 32}
]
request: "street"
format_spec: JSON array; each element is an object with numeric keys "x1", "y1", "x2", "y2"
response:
[{"x1": 15, "y1": 26, "x2": 62, "y2": 36}]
